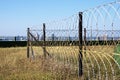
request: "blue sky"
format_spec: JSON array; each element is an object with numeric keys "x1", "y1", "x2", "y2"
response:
[{"x1": 0, "y1": 0, "x2": 114, "y2": 36}]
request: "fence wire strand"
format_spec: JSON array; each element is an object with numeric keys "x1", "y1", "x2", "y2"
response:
[{"x1": 27, "y1": 1, "x2": 120, "y2": 80}]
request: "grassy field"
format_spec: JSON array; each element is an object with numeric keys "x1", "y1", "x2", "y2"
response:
[
  {"x1": 0, "y1": 47, "x2": 78, "y2": 80},
  {"x1": 0, "y1": 46, "x2": 120, "y2": 80}
]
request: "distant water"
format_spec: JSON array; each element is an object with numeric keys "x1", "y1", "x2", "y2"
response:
[
  {"x1": 0, "y1": 36, "x2": 27, "y2": 41},
  {"x1": 0, "y1": 36, "x2": 119, "y2": 41}
]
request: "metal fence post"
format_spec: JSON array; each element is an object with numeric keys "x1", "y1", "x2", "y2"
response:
[
  {"x1": 27, "y1": 28, "x2": 30, "y2": 58},
  {"x1": 78, "y1": 12, "x2": 83, "y2": 77},
  {"x1": 43, "y1": 23, "x2": 46, "y2": 58}
]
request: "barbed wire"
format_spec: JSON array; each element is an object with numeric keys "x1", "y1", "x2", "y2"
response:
[{"x1": 27, "y1": 1, "x2": 120, "y2": 79}]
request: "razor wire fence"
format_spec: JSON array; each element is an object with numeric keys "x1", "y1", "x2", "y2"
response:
[{"x1": 27, "y1": 1, "x2": 120, "y2": 80}]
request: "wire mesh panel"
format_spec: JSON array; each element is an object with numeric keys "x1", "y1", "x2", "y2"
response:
[{"x1": 27, "y1": 1, "x2": 120, "y2": 80}]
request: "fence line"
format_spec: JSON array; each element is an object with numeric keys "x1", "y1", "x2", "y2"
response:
[{"x1": 27, "y1": 1, "x2": 120, "y2": 80}]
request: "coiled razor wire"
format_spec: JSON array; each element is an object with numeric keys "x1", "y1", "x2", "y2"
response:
[{"x1": 27, "y1": 1, "x2": 120, "y2": 80}]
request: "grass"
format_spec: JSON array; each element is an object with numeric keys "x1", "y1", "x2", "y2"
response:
[
  {"x1": 0, "y1": 47, "x2": 78, "y2": 80},
  {"x1": 0, "y1": 45, "x2": 120, "y2": 80}
]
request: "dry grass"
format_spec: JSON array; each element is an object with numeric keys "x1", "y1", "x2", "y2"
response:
[
  {"x1": 0, "y1": 47, "x2": 78, "y2": 80},
  {"x1": 0, "y1": 46, "x2": 120, "y2": 80}
]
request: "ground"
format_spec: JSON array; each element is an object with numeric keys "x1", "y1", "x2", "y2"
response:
[{"x1": 0, "y1": 46, "x2": 120, "y2": 80}]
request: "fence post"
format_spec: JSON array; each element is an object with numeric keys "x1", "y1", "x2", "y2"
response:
[
  {"x1": 43, "y1": 23, "x2": 46, "y2": 58},
  {"x1": 84, "y1": 28, "x2": 86, "y2": 55},
  {"x1": 78, "y1": 12, "x2": 83, "y2": 77},
  {"x1": 27, "y1": 28, "x2": 30, "y2": 58}
]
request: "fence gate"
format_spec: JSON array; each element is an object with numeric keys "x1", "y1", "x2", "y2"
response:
[{"x1": 27, "y1": 1, "x2": 120, "y2": 80}]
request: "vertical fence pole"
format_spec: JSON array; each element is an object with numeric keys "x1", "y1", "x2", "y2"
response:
[
  {"x1": 84, "y1": 28, "x2": 86, "y2": 55},
  {"x1": 43, "y1": 23, "x2": 46, "y2": 58},
  {"x1": 27, "y1": 28, "x2": 30, "y2": 58},
  {"x1": 78, "y1": 12, "x2": 83, "y2": 77}
]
